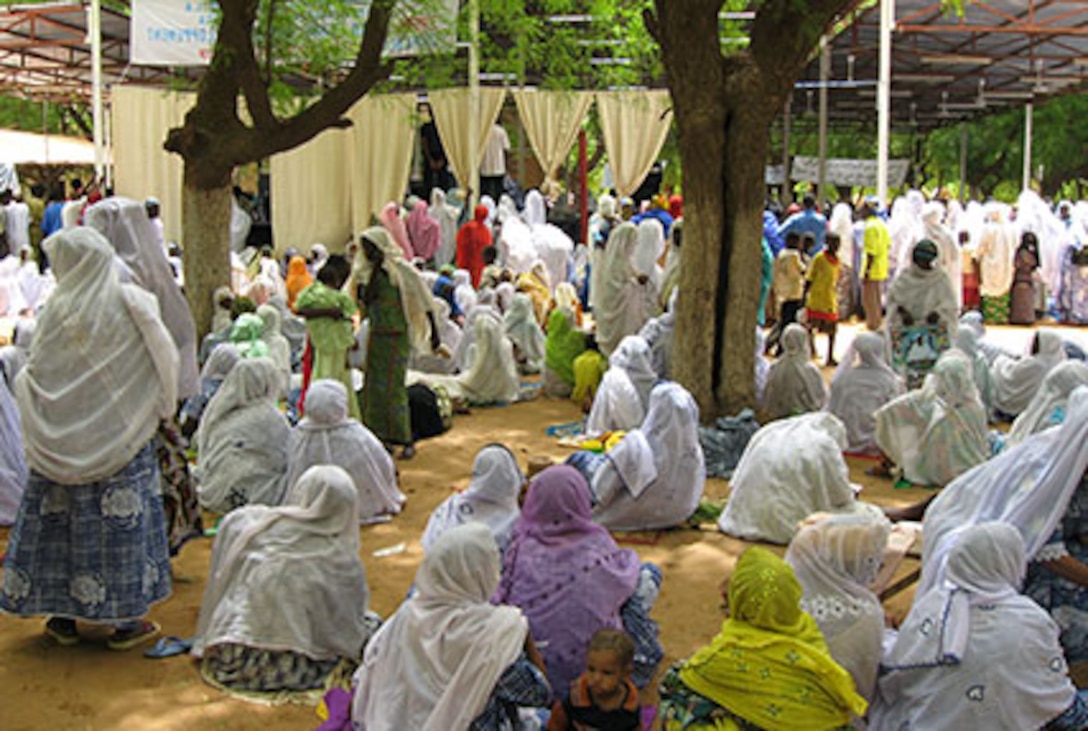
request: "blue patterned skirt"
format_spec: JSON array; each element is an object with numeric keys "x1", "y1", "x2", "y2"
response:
[{"x1": 0, "y1": 443, "x2": 172, "y2": 622}]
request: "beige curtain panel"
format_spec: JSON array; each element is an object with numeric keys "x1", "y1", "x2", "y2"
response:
[
  {"x1": 348, "y1": 93, "x2": 417, "y2": 236},
  {"x1": 596, "y1": 90, "x2": 673, "y2": 197},
  {"x1": 512, "y1": 90, "x2": 593, "y2": 184},
  {"x1": 429, "y1": 86, "x2": 506, "y2": 191},
  {"x1": 110, "y1": 85, "x2": 195, "y2": 246},
  {"x1": 270, "y1": 127, "x2": 354, "y2": 255}
]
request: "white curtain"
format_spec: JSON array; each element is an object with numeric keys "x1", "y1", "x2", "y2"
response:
[
  {"x1": 270, "y1": 127, "x2": 353, "y2": 255},
  {"x1": 512, "y1": 90, "x2": 593, "y2": 185},
  {"x1": 110, "y1": 85, "x2": 195, "y2": 246},
  {"x1": 596, "y1": 90, "x2": 673, "y2": 197},
  {"x1": 348, "y1": 93, "x2": 417, "y2": 236},
  {"x1": 429, "y1": 87, "x2": 506, "y2": 190}
]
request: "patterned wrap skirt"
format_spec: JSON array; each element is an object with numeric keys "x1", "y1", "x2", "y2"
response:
[{"x1": 0, "y1": 442, "x2": 172, "y2": 622}]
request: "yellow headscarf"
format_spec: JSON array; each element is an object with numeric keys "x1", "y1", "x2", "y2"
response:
[{"x1": 679, "y1": 548, "x2": 867, "y2": 730}]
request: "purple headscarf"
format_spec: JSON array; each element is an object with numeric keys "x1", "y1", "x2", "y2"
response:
[
  {"x1": 495, "y1": 464, "x2": 640, "y2": 694},
  {"x1": 406, "y1": 200, "x2": 441, "y2": 262}
]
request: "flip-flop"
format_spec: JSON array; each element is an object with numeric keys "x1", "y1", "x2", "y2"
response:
[
  {"x1": 143, "y1": 636, "x2": 192, "y2": 659},
  {"x1": 108, "y1": 620, "x2": 161, "y2": 651}
]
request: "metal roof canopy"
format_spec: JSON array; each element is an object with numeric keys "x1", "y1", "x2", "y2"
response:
[
  {"x1": 794, "y1": 0, "x2": 1088, "y2": 131},
  {"x1": 0, "y1": 2, "x2": 200, "y2": 101}
]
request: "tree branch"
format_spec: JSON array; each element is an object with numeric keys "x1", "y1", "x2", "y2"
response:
[
  {"x1": 251, "y1": 0, "x2": 395, "y2": 158},
  {"x1": 749, "y1": 0, "x2": 855, "y2": 89}
]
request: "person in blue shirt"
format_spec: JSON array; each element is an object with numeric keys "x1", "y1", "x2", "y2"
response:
[
  {"x1": 777, "y1": 194, "x2": 827, "y2": 254},
  {"x1": 763, "y1": 209, "x2": 785, "y2": 256},
  {"x1": 432, "y1": 264, "x2": 464, "y2": 322},
  {"x1": 632, "y1": 194, "x2": 675, "y2": 239}
]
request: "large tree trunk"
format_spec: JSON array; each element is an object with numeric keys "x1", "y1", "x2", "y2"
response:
[
  {"x1": 181, "y1": 163, "x2": 233, "y2": 338},
  {"x1": 650, "y1": 0, "x2": 852, "y2": 420},
  {"x1": 655, "y1": 0, "x2": 727, "y2": 416}
]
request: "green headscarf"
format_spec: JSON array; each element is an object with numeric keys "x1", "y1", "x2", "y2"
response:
[
  {"x1": 544, "y1": 307, "x2": 585, "y2": 386},
  {"x1": 230, "y1": 312, "x2": 270, "y2": 359}
]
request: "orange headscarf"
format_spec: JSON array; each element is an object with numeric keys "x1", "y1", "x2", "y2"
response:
[{"x1": 285, "y1": 256, "x2": 313, "y2": 310}]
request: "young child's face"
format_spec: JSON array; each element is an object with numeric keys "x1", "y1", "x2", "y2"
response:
[{"x1": 585, "y1": 648, "x2": 628, "y2": 702}]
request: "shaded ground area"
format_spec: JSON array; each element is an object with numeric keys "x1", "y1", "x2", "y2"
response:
[{"x1": 0, "y1": 323, "x2": 1084, "y2": 729}]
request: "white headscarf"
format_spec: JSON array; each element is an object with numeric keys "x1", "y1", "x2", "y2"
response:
[
  {"x1": 195, "y1": 357, "x2": 289, "y2": 513},
  {"x1": 638, "y1": 288, "x2": 677, "y2": 380},
  {"x1": 286, "y1": 380, "x2": 403, "y2": 524},
  {"x1": 919, "y1": 387, "x2": 1088, "y2": 597},
  {"x1": 429, "y1": 189, "x2": 461, "y2": 268},
  {"x1": 875, "y1": 349, "x2": 990, "y2": 487},
  {"x1": 192, "y1": 465, "x2": 373, "y2": 663},
  {"x1": 591, "y1": 382, "x2": 705, "y2": 531},
  {"x1": 0, "y1": 318, "x2": 34, "y2": 386},
  {"x1": 524, "y1": 189, "x2": 547, "y2": 227},
  {"x1": 256, "y1": 304, "x2": 291, "y2": 371},
  {"x1": 990, "y1": 328, "x2": 1066, "y2": 416},
  {"x1": 754, "y1": 327, "x2": 770, "y2": 407},
  {"x1": 872, "y1": 523, "x2": 1076, "y2": 731},
  {"x1": 595, "y1": 222, "x2": 657, "y2": 356},
  {"x1": 0, "y1": 375, "x2": 26, "y2": 525},
  {"x1": 504, "y1": 293, "x2": 546, "y2": 371},
  {"x1": 499, "y1": 214, "x2": 537, "y2": 275},
  {"x1": 763, "y1": 324, "x2": 828, "y2": 420},
  {"x1": 828, "y1": 332, "x2": 903, "y2": 453},
  {"x1": 885, "y1": 239, "x2": 958, "y2": 331},
  {"x1": 85, "y1": 197, "x2": 199, "y2": 400},
  {"x1": 421, "y1": 444, "x2": 523, "y2": 553},
  {"x1": 16, "y1": 228, "x2": 178, "y2": 484},
  {"x1": 719, "y1": 412, "x2": 877, "y2": 545},
  {"x1": 353, "y1": 226, "x2": 436, "y2": 356},
  {"x1": 531, "y1": 223, "x2": 574, "y2": 296},
  {"x1": 585, "y1": 335, "x2": 656, "y2": 435},
  {"x1": 1006, "y1": 361, "x2": 1088, "y2": 447},
  {"x1": 952, "y1": 327, "x2": 995, "y2": 415},
  {"x1": 976, "y1": 202, "x2": 1016, "y2": 298},
  {"x1": 922, "y1": 202, "x2": 962, "y2": 310},
  {"x1": 352, "y1": 523, "x2": 529, "y2": 730},
  {"x1": 829, "y1": 202, "x2": 855, "y2": 267},
  {"x1": 411, "y1": 297, "x2": 461, "y2": 375},
  {"x1": 786, "y1": 513, "x2": 890, "y2": 703}
]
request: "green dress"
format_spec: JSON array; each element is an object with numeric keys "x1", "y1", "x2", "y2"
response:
[
  {"x1": 297, "y1": 282, "x2": 360, "y2": 420},
  {"x1": 360, "y1": 269, "x2": 412, "y2": 445}
]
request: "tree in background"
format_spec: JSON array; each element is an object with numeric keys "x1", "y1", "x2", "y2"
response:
[
  {"x1": 647, "y1": 0, "x2": 854, "y2": 417},
  {"x1": 923, "y1": 94, "x2": 1088, "y2": 200}
]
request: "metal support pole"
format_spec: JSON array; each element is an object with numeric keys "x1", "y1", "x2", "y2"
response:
[
  {"x1": 1023, "y1": 101, "x2": 1034, "y2": 191},
  {"x1": 467, "y1": 0, "x2": 480, "y2": 209},
  {"x1": 89, "y1": 0, "x2": 105, "y2": 182},
  {"x1": 877, "y1": 0, "x2": 894, "y2": 205},
  {"x1": 817, "y1": 35, "x2": 829, "y2": 205}
]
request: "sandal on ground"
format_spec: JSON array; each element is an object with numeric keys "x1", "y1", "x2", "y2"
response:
[
  {"x1": 108, "y1": 620, "x2": 160, "y2": 651},
  {"x1": 45, "y1": 617, "x2": 79, "y2": 646},
  {"x1": 143, "y1": 636, "x2": 193, "y2": 659},
  {"x1": 399, "y1": 445, "x2": 416, "y2": 460}
]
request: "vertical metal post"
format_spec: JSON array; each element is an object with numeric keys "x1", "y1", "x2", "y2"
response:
[
  {"x1": 90, "y1": 0, "x2": 105, "y2": 182},
  {"x1": 877, "y1": 0, "x2": 894, "y2": 205},
  {"x1": 1022, "y1": 101, "x2": 1034, "y2": 191},
  {"x1": 817, "y1": 35, "x2": 829, "y2": 204},
  {"x1": 467, "y1": 0, "x2": 480, "y2": 209}
]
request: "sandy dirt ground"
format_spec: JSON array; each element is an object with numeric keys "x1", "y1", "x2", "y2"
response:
[{"x1": 0, "y1": 323, "x2": 1084, "y2": 730}]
